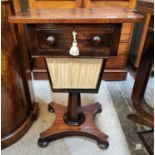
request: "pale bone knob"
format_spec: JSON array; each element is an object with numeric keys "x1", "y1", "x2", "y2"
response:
[
  {"x1": 93, "y1": 36, "x2": 101, "y2": 45},
  {"x1": 46, "y1": 36, "x2": 55, "y2": 45}
]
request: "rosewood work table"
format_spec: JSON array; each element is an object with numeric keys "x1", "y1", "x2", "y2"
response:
[{"x1": 9, "y1": 7, "x2": 143, "y2": 149}]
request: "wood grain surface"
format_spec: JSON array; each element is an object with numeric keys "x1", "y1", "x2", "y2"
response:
[
  {"x1": 9, "y1": 7, "x2": 143, "y2": 24},
  {"x1": 28, "y1": 23, "x2": 121, "y2": 57},
  {"x1": 1, "y1": 0, "x2": 38, "y2": 149}
]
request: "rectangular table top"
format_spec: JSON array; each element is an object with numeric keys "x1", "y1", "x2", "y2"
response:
[{"x1": 9, "y1": 7, "x2": 143, "y2": 24}]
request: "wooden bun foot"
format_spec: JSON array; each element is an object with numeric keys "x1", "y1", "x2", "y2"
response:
[
  {"x1": 38, "y1": 102, "x2": 109, "y2": 149},
  {"x1": 98, "y1": 141, "x2": 109, "y2": 149},
  {"x1": 38, "y1": 138, "x2": 49, "y2": 147}
]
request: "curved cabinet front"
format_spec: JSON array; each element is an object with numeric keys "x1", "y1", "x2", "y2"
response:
[{"x1": 1, "y1": 1, "x2": 38, "y2": 149}]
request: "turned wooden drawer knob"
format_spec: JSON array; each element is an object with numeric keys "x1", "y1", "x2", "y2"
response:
[
  {"x1": 93, "y1": 36, "x2": 101, "y2": 45},
  {"x1": 46, "y1": 36, "x2": 55, "y2": 45}
]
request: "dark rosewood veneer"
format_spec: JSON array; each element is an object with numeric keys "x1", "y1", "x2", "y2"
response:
[{"x1": 9, "y1": 7, "x2": 143, "y2": 149}]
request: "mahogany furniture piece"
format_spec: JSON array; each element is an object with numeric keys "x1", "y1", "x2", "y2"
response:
[
  {"x1": 19, "y1": 0, "x2": 137, "y2": 81},
  {"x1": 9, "y1": 7, "x2": 143, "y2": 149},
  {"x1": 129, "y1": 0, "x2": 154, "y2": 68},
  {"x1": 128, "y1": 9, "x2": 154, "y2": 128},
  {"x1": 127, "y1": 5, "x2": 154, "y2": 153},
  {"x1": 1, "y1": 0, "x2": 38, "y2": 149}
]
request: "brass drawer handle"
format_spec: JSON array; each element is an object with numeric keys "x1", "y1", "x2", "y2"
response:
[
  {"x1": 93, "y1": 36, "x2": 101, "y2": 45},
  {"x1": 46, "y1": 36, "x2": 55, "y2": 45}
]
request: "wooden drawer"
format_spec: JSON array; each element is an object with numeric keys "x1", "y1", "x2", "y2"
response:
[{"x1": 28, "y1": 24, "x2": 121, "y2": 57}]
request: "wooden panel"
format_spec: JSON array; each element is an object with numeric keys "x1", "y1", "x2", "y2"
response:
[
  {"x1": 89, "y1": 1, "x2": 129, "y2": 8},
  {"x1": 28, "y1": 0, "x2": 80, "y2": 9},
  {"x1": 32, "y1": 57, "x2": 46, "y2": 69},
  {"x1": 118, "y1": 43, "x2": 129, "y2": 54},
  {"x1": 87, "y1": 0, "x2": 135, "y2": 8},
  {"x1": 106, "y1": 54, "x2": 127, "y2": 68},
  {"x1": 33, "y1": 70, "x2": 48, "y2": 80},
  {"x1": 120, "y1": 23, "x2": 132, "y2": 43},
  {"x1": 120, "y1": 34, "x2": 130, "y2": 42},
  {"x1": 91, "y1": 0, "x2": 128, "y2": 1},
  {"x1": 28, "y1": 0, "x2": 135, "y2": 9},
  {"x1": 46, "y1": 58, "x2": 103, "y2": 89},
  {"x1": 121, "y1": 23, "x2": 132, "y2": 34},
  {"x1": 128, "y1": 0, "x2": 136, "y2": 8}
]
